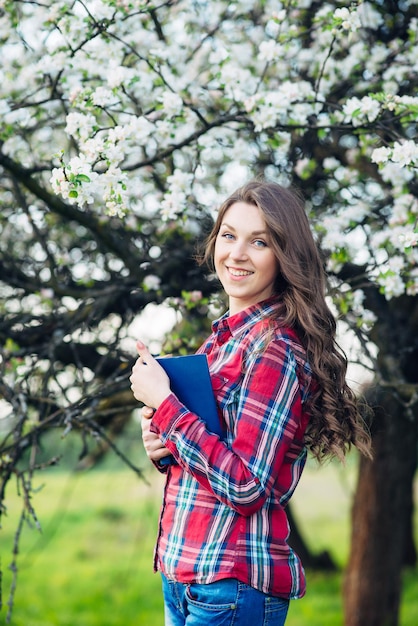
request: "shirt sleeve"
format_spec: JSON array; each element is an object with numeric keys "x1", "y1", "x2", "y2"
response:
[{"x1": 150, "y1": 339, "x2": 308, "y2": 516}]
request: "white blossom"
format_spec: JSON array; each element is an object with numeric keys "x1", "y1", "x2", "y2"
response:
[
  {"x1": 143, "y1": 275, "x2": 161, "y2": 291},
  {"x1": 352, "y1": 289, "x2": 365, "y2": 308},
  {"x1": 398, "y1": 231, "x2": 418, "y2": 249},
  {"x1": 3, "y1": 0, "x2": 416, "y2": 310},
  {"x1": 358, "y1": 96, "x2": 381, "y2": 122},
  {"x1": 389, "y1": 194, "x2": 418, "y2": 226},
  {"x1": 391, "y1": 140, "x2": 418, "y2": 167},
  {"x1": 4, "y1": 107, "x2": 33, "y2": 128},
  {"x1": 0, "y1": 98, "x2": 11, "y2": 115},
  {"x1": 258, "y1": 41, "x2": 284, "y2": 63},
  {"x1": 208, "y1": 46, "x2": 229, "y2": 65},
  {"x1": 50, "y1": 167, "x2": 71, "y2": 199},
  {"x1": 35, "y1": 52, "x2": 70, "y2": 77},
  {"x1": 160, "y1": 196, "x2": 182, "y2": 221},
  {"x1": 334, "y1": 7, "x2": 361, "y2": 32},
  {"x1": 82, "y1": 136, "x2": 106, "y2": 161},
  {"x1": 388, "y1": 255, "x2": 406, "y2": 273},
  {"x1": 168, "y1": 170, "x2": 193, "y2": 194},
  {"x1": 2, "y1": 135, "x2": 31, "y2": 163},
  {"x1": 371, "y1": 146, "x2": 391, "y2": 164},
  {"x1": 358, "y1": 3, "x2": 384, "y2": 29},
  {"x1": 127, "y1": 116, "x2": 154, "y2": 143},
  {"x1": 377, "y1": 271, "x2": 405, "y2": 300},
  {"x1": 349, "y1": 289, "x2": 377, "y2": 330},
  {"x1": 65, "y1": 112, "x2": 97, "y2": 141},
  {"x1": 159, "y1": 91, "x2": 184, "y2": 117},
  {"x1": 294, "y1": 158, "x2": 311, "y2": 178},
  {"x1": 341, "y1": 202, "x2": 369, "y2": 226},
  {"x1": 251, "y1": 102, "x2": 279, "y2": 131},
  {"x1": 343, "y1": 96, "x2": 380, "y2": 125},
  {"x1": 219, "y1": 64, "x2": 255, "y2": 100},
  {"x1": 361, "y1": 309, "x2": 377, "y2": 329},
  {"x1": 379, "y1": 162, "x2": 414, "y2": 188},
  {"x1": 92, "y1": 86, "x2": 115, "y2": 107},
  {"x1": 406, "y1": 268, "x2": 418, "y2": 296},
  {"x1": 323, "y1": 157, "x2": 341, "y2": 170},
  {"x1": 159, "y1": 170, "x2": 193, "y2": 220}
]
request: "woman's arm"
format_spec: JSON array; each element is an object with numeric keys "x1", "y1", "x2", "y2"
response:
[{"x1": 150, "y1": 339, "x2": 309, "y2": 516}]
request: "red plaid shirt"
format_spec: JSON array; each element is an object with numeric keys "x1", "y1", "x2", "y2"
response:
[{"x1": 150, "y1": 298, "x2": 314, "y2": 599}]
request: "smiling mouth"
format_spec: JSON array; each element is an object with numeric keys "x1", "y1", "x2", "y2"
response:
[{"x1": 227, "y1": 267, "x2": 253, "y2": 277}]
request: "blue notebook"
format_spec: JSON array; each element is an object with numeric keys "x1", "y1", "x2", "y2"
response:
[{"x1": 156, "y1": 354, "x2": 223, "y2": 465}]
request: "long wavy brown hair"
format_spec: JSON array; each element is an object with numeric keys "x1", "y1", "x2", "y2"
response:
[{"x1": 201, "y1": 180, "x2": 372, "y2": 462}]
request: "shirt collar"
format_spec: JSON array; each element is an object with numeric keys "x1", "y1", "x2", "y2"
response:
[{"x1": 212, "y1": 297, "x2": 283, "y2": 339}]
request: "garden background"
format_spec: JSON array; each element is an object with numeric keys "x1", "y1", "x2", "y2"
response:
[{"x1": 1, "y1": 2, "x2": 418, "y2": 625}]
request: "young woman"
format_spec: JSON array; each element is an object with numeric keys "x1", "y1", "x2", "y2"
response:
[{"x1": 130, "y1": 180, "x2": 372, "y2": 626}]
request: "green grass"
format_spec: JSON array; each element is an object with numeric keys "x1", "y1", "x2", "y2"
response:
[
  {"x1": 1, "y1": 462, "x2": 417, "y2": 626},
  {"x1": 1, "y1": 470, "x2": 165, "y2": 626}
]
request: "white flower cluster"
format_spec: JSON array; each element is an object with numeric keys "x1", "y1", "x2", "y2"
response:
[
  {"x1": 143, "y1": 274, "x2": 161, "y2": 291},
  {"x1": 158, "y1": 91, "x2": 184, "y2": 118},
  {"x1": 333, "y1": 7, "x2": 362, "y2": 33},
  {"x1": 1, "y1": 0, "x2": 417, "y2": 311},
  {"x1": 160, "y1": 170, "x2": 194, "y2": 221},
  {"x1": 372, "y1": 140, "x2": 418, "y2": 168},
  {"x1": 349, "y1": 288, "x2": 377, "y2": 331},
  {"x1": 343, "y1": 96, "x2": 381, "y2": 126},
  {"x1": 50, "y1": 156, "x2": 99, "y2": 206},
  {"x1": 370, "y1": 194, "x2": 418, "y2": 299},
  {"x1": 319, "y1": 183, "x2": 418, "y2": 302},
  {"x1": 50, "y1": 157, "x2": 129, "y2": 217},
  {"x1": 370, "y1": 194, "x2": 418, "y2": 260},
  {"x1": 65, "y1": 112, "x2": 97, "y2": 142},
  {"x1": 245, "y1": 81, "x2": 317, "y2": 131}
]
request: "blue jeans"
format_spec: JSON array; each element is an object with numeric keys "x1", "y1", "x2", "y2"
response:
[{"x1": 161, "y1": 574, "x2": 289, "y2": 626}]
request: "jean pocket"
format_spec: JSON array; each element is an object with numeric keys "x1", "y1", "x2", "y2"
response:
[
  {"x1": 264, "y1": 595, "x2": 289, "y2": 625},
  {"x1": 186, "y1": 579, "x2": 239, "y2": 612}
]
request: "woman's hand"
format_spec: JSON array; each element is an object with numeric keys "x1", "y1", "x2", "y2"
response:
[
  {"x1": 129, "y1": 340, "x2": 171, "y2": 409},
  {"x1": 141, "y1": 405, "x2": 172, "y2": 462}
]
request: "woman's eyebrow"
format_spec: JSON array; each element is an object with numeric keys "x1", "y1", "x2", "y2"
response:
[{"x1": 220, "y1": 222, "x2": 268, "y2": 236}]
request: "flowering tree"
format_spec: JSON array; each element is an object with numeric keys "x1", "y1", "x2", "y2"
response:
[{"x1": 1, "y1": 1, "x2": 417, "y2": 624}]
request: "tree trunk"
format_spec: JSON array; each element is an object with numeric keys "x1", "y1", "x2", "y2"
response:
[
  {"x1": 403, "y1": 481, "x2": 417, "y2": 567},
  {"x1": 343, "y1": 383, "x2": 418, "y2": 626}
]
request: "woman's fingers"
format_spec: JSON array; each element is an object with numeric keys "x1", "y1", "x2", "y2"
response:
[{"x1": 141, "y1": 414, "x2": 171, "y2": 462}]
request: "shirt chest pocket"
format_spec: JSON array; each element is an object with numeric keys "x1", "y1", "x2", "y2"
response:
[
  {"x1": 211, "y1": 373, "x2": 242, "y2": 438},
  {"x1": 211, "y1": 374, "x2": 231, "y2": 412},
  {"x1": 211, "y1": 373, "x2": 229, "y2": 393},
  {"x1": 209, "y1": 374, "x2": 229, "y2": 430}
]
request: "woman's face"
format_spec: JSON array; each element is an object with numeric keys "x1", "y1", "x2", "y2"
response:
[{"x1": 214, "y1": 201, "x2": 279, "y2": 315}]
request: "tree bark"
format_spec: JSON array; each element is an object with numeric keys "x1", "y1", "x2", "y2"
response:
[
  {"x1": 403, "y1": 481, "x2": 417, "y2": 567},
  {"x1": 343, "y1": 383, "x2": 418, "y2": 626}
]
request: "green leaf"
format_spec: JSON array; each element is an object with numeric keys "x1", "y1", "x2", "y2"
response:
[{"x1": 75, "y1": 174, "x2": 91, "y2": 184}]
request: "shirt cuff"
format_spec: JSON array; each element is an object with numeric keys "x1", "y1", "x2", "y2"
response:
[{"x1": 151, "y1": 392, "x2": 189, "y2": 439}]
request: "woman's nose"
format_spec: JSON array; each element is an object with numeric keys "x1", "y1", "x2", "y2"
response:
[{"x1": 229, "y1": 240, "x2": 248, "y2": 260}]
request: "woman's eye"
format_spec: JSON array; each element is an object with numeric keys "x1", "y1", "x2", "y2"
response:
[
  {"x1": 222, "y1": 232, "x2": 234, "y2": 240},
  {"x1": 254, "y1": 239, "x2": 267, "y2": 247}
]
